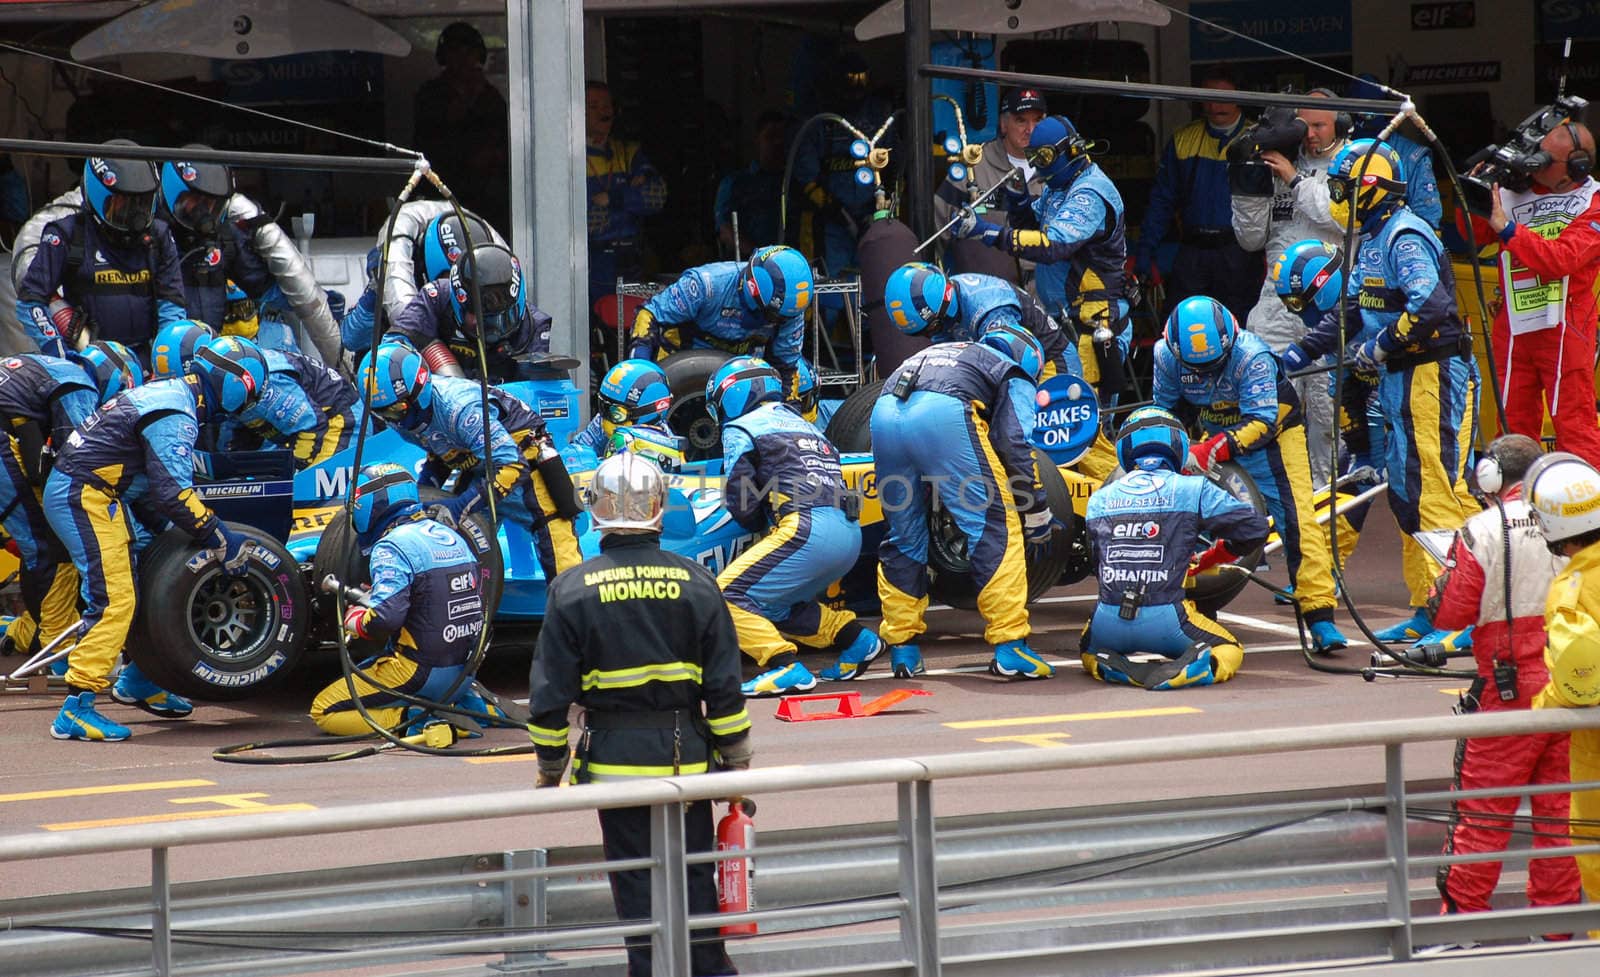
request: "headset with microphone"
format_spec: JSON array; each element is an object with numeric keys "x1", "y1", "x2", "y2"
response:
[
  {"x1": 1306, "y1": 88, "x2": 1352, "y2": 141},
  {"x1": 1564, "y1": 122, "x2": 1593, "y2": 182}
]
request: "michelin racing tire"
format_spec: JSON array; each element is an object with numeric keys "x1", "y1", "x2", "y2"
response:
[
  {"x1": 127, "y1": 523, "x2": 310, "y2": 701},
  {"x1": 661, "y1": 349, "x2": 735, "y2": 462},
  {"x1": 823, "y1": 379, "x2": 886, "y2": 453}
]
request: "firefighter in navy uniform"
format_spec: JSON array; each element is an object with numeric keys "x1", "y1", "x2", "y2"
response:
[
  {"x1": 15, "y1": 143, "x2": 186, "y2": 360},
  {"x1": 1081, "y1": 407, "x2": 1270, "y2": 689},
  {"x1": 529, "y1": 452, "x2": 749, "y2": 977},
  {"x1": 311, "y1": 463, "x2": 488, "y2": 736}
]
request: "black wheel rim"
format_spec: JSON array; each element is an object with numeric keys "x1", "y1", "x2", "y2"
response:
[
  {"x1": 667, "y1": 394, "x2": 721, "y2": 461},
  {"x1": 187, "y1": 567, "x2": 275, "y2": 663},
  {"x1": 929, "y1": 510, "x2": 972, "y2": 573}
]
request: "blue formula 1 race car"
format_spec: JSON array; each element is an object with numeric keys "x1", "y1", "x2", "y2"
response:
[{"x1": 119, "y1": 360, "x2": 1265, "y2": 701}]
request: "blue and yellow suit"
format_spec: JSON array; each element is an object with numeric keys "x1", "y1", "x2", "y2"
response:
[
  {"x1": 310, "y1": 512, "x2": 486, "y2": 735},
  {"x1": 1082, "y1": 467, "x2": 1269, "y2": 688},
  {"x1": 43, "y1": 376, "x2": 218, "y2": 694},
  {"x1": 870, "y1": 342, "x2": 1042, "y2": 646},
  {"x1": 391, "y1": 376, "x2": 581, "y2": 582},
  {"x1": 628, "y1": 261, "x2": 805, "y2": 391},
  {"x1": 229, "y1": 349, "x2": 361, "y2": 468},
  {"x1": 716, "y1": 401, "x2": 864, "y2": 667},
  {"x1": 570, "y1": 416, "x2": 684, "y2": 472},
  {"x1": 586, "y1": 137, "x2": 667, "y2": 302},
  {"x1": 933, "y1": 273, "x2": 1075, "y2": 377},
  {"x1": 172, "y1": 221, "x2": 273, "y2": 332},
  {"x1": 1153, "y1": 330, "x2": 1339, "y2": 625},
  {"x1": 0, "y1": 354, "x2": 99, "y2": 653},
  {"x1": 1300, "y1": 204, "x2": 1478, "y2": 606},
  {"x1": 791, "y1": 94, "x2": 895, "y2": 274},
  {"x1": 386, "y1": 279, "x2": 553, "y2": 382},
  {"x1": 15, "y1": 214, "x2": 186, "y2": 359}
]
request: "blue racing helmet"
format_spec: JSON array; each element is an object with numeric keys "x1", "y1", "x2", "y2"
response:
[
  {"x1": 150, "y1": 319, "x2": 215, "y2": 379},
  {"x1": 884, "y1": 262, "x2": 957, "y2": 336},
  {"x1": 159, "y1": 152, "x2": 232, "y2": 238},
  {"x1": 1116, "y1": 406, "x2": 1191, "y2": 473},
  {"x1": 1026, "y1": 115, "x2": 1091, "y2": 188},
  {"x1": 1327, "y1": 139, "x2": 1406, "y2": 225},
  {"x1": 74, "y1": 340, "x2": 143, "y2": 406},
  {"x1": 82, "y1": 140, "x2": 158, "y2": 244},
  {"x1": 979, "y1": 322, "x2": 1046, "y2": 383},
  {"x1": 448, "y1": 243, "x2": 528, "y2": 345},
  {"x1": 706, "y1": 355, "x2": 784, "y2": 423},
  {"x1": 360, "y1": 341, "x2": 434, "y2": 423},
  {"x1": 193, "y1": 335, "x2": 268, "y2": 414},
  {"x1": 1271, "y1": 240, "x2": 1345, "y2": 317},
  {"x1": 599, "y1": 358, "x2": 673, "y2": 427},
  {"x1": 418, "y1": 211, "x2": 493, "y2": 284},
  {"x1": 351, "y1": 462, "x2": 420, "y2": 534},
  {"x1": 1163, "y1": 296, "x2": 1238, "y2": 372},
  {"x1": 795, "y1": 356, "x2": 819, "y2": 420},
  {"x1": 741, "y1": 245, "x2": 814, "y2": 320}
]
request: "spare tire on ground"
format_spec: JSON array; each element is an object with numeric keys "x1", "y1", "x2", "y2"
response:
[
  {"x1": 127, "y1": 523, "x2": 310, "y2": 701},
  {"x1": 661, "y1": 349, "x2": 735, "y2": 462}
]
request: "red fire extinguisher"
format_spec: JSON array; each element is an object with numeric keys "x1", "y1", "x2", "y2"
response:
[{"x1": 716, "y1": 797, "x2": 757, "y2": 935}]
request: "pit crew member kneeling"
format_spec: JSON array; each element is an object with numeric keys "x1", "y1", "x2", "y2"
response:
[
  {"x1": 1082, "y1": 407, "x2": 1269, "y2": 689},
  {"x1": 1154, "y1": 295, "x2": 1348, "y2": 652},
  {"x1": 311, "y1": 463, "x2": 492, "y2": 738},
  {"x1": 42, "y1": 337, "x2": 268, "y2": 741},
  {"x1": 568, "y1": 358, "x2": 684, "y2": 471},
  {"x1": 706, "y1": 356, "x2": 882, "y2": 696}
]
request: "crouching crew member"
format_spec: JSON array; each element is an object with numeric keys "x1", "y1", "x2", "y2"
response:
[
  {"x1": 311, "y1": 463, "x2": 488, "y2": 735},
  {"x1": 361, "y1": 342, "x2": 582, "y2": 582},
  {"x1": 884, "y1": 263, "x2": 1076, "y2": 378},
  {"x1": 529, "y1": 452, "x2": 748, "y2": 977},
  {"x1": 704, "y1": 356, "x2": 881, "y2": 696},
  {"x1": 569, "y1": 358, "x2": 684, "y2": 471},
  {"x1": 1154, "y1": 295, "x2": 1348, "y2": 652},
  {"x1": 228, "y1": 348, "x2": 362, "y2": 468},
  {"x1": 871, "y1": 326, "x2": 1054, "y2": 680},
  {"x1": 1429, "y1": 435, "x2": 1580, "y2": 918},
  {"x1": 43, "y1": 336, "x2": 267, "y2": 741},
  {"x1": 1082, "y1": 407, "x2": 1269, "y2": 689}
]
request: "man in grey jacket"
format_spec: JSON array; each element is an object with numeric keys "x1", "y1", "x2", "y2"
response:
[
  {"x1": 934, "y1": 87, "x2": 1048, "y2": 284},
  {"x1": 1231, "y1": 89, "x2": 1348, "y2": 485}
]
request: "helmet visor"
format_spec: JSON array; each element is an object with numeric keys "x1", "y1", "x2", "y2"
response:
[
  {"x1": 1282, "y1": 293, "x2": 1309, "y2": 314},
  {"x1": 1327, "y1": 175, "x2": 1354, "y2": 204},
  {"x1": 101, "y1": 190, "x2": 156, "y2": 233},
  {"x1": 374, "y1": 400, "x2": 412, "y2": 424},
  {"x1": 172, "y1": 190, "x2": 229, "y2": 232}
]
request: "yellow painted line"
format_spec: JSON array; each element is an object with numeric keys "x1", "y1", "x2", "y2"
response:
[
  {"x1": 944, "y1": 706, "x2": 1202, "y2": 730},
  {"x1": 42, "y1": 793, "x2": 315, "y2": 832},
  {"x1": 1439, "y1": 688, "x2": 1471, "y2": 696},
  {"x1": 977, "y1": 732, "x2": 1073, "y2": 748},
  {"x1": 464, "y1": 754, "x2": 536, "y2": 765},
  {"x1": 0, "y1": 779, "x2": 215, "y2": 804}
]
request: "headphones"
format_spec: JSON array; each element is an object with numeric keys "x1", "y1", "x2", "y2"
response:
[
  {"x1": 1566, "y1": 122, "x2": 1594, "y2": 182},
  {"x1": 1475, "y1": 449, "x2": 1505, "y2": 497},
  {"x1": 1307, "y1": 88, "x2": 1352, "y2": 140}
]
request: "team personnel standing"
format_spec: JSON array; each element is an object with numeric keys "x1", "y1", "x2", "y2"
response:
[
  {"x1": 1153, "y1": 296, "x2": 1348, "y2": 652},
  {"x1": 1526, "y1": 452, "x2": 1600, "y2": 918},
  {"x1": 870, "y1": 329, "x2": 1054, "y2": 680},
  {"x1": 585, "y1": 80, "x2": 668, "y2": 305},
  {"x1": 310, "y1": 463, "x2": 488, "y2": 736},
  {"x1": 883, "y1": 263, "x2": 1075, "y2": 379},
  {"x1": 1284, "y1": 140, "x2": 1480, "y2": 641},
  {"x1": 42, "y1": 337, "x2": 268, "y2": 741},
  {"x1": 1476, "y1": 121, "x2": 1600, "y2": 468},
  {"x1": 932, "y1": 86, "x2": 1048, "y2": 281},
  {"x1": 1135, "y1": 70, "x2": 1259, "y2": 322},
  {"x1": 228, "y1": 348, "x2": 362, "y2": 468},
  {"x1": 15, "y1": 144, "x2": 186, "y2": 359},
  {"x1": 386, "y1": 243, "x2": 553, "y2": 382},
  {"x1": 702, "y1": 356, "x2": 882, "y2": 695},
  {"x1": 361, "y1": 342, "x2": 582, "y2": 583},
  {"x1": 951, "y1": 114, "x2": 1129, "y2": 476},
  {"x1": 1429, "y1": 435, "x2": 1580, "y2": 919},
  {"x1": 628, "y1": 246, "x2": 813, "y2": 398},
  {"x1": 156, "y1": 155, "x2": 273, "y2": 331},
  {"x1": 528, "y1": 452, "x2": 748, "y2": 977},
  {"x1": 1081, "y1": 408, "x2": 1269, "y2": 689}
]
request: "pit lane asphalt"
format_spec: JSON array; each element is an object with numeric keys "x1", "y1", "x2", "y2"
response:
[{"x1": 0, "y1": 503, "x2": 1461, "y2": 899}]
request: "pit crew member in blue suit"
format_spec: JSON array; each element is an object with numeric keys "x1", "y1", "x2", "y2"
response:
[
  {"x1": 156, "y1": 156, "x2": 274, "y2": 331},
  {"x1": 569, "y1": 358, "x2": 684, "y2": 471},
  {"x1": 15, "y1": 144, "x2": 186, "y2": 359},
  {"x1": 385, "y1": 243, "x2": 552, "y2": 381},
  {"x1": 311, "y1": 463, "x2": 488, "y2": 737},
  {"x1": 951, "y1": 115, "x2": 1130, "y2": 475},
  {"x1": 1281, "y1": 140, "x2": 1479, "y2": 643},
  {"x1": 0, "y1": 342, "x2": 139, "y2": 664},
  {"x1": 1153, "y1": 295, "x2": 1348, "y2": 653},
  {"x1": 627, "y1": 245, "x2": 813, "y2": 397},
  {"x1": 705, "y1": 356, "x2": 882, "y2": 696},
  {"x1": 226, "y1": 348, "x2": 362, "y2": 468},
  {"x1": 871, "y1": 326, "x2": 1055, "y2": 681},
  {"x1": 1081, "y1": 407, "x2": 1269, "y2": 689},
  {"x1": 883, "y1": 263, "x2": 1077, "y2": 378},
  {"x1": 147, "y1": 318, "x2": 213, "y2": 379},
  {"x1": 43, "y1": 336, "x2": 267, "y2": 741},
  {"x1": 361, "y1": 342, "x2": 583, "y2": 583},
  {"x1": 220, "y1": 282, "x2": 300, "y2": 353}
]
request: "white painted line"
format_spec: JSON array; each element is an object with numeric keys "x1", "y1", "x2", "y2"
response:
[{"x1": 1216, "y1": 611, "x2": 1307, "y2": 637}]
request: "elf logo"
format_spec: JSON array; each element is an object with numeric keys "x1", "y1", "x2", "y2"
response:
[{"x1": 1111, "y1": 520, "x2": 1160, "y2": 539}]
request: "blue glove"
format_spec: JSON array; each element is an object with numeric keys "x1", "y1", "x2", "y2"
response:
[
  {"x1": 1352, "y1": 337, "x2": 1387, "y2": 375},
  {"x1": 1000, "y1": 176, "x2": 1032, "y2": 213},
  {"x1": 325, "y1": 289, "x2": 346, "y2": 324},
  {"x1": 435, "y1": 486, "x2": 484, "y2": 526},
  {"x1": 1023, "y1": 508, "x2": 1056, "y2": 546},
  {"x1": 951, "y1": 208, "x2": 1001, "y2": 245},
  {"x1": 1280, "y1": 344, "x2": 1310, "y2": 374},
  {"x1": 208, "y1": 522, "x2": 252, "y2": 577},
  {"x1": 365, "y1": 246, "x2": 383, "y2": 286}
]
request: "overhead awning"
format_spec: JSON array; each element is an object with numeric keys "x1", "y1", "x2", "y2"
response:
[
  {"x1": 68, "y1": 0, "x2": 411, "y2": 61},
  {"x1": 856, "y1": 0, "x2": 1171, "y2": 41}
]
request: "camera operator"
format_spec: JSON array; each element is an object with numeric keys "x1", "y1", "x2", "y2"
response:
[
  {"x1": 1471, "y1": 120, "x2": 1600, "y2": 467},
  {"x1": 1231, "y1": 89, "x2": 1348, "y2": 485}
]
